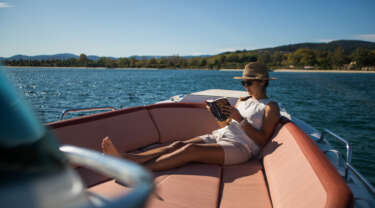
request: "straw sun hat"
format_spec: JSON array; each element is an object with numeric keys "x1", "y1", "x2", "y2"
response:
[{"x1": 233, "y1": 62, "x2": 276, "y2": 80}]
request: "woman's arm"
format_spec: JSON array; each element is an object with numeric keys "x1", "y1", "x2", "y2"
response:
[
  {"x1": 240, "y1": 102, "x2": 280, "y2": 147},
  {"x1": 221, "y1": 98, "x2": 243, "y2": 123},
  {"x1": 205, "y1": 98, "x2": 241, "y2": 128}
]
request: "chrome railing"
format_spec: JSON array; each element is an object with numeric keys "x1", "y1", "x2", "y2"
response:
[
  {"x1": 60, "y1": 107, "x2": 116, "y2": 120},
  {"x1": 348, "y1": 163, "x2": 375, "y2": 195},
  {"x1": 320, "y1": 128, "x2": 352, "y2": 180},
  {"x1": 319, "y1": 129, "x2": 375, "y2": 196},
  {"x1": 60, "y1": 145, "x2": 154, "y2": 207}
]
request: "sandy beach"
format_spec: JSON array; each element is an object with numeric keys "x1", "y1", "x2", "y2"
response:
[
  {"x1": 272, "y1": 69, "x2": 375, "y2": 73},
  {"x1": 220, "y1": 68, "x2": 375, "y2": 73}
]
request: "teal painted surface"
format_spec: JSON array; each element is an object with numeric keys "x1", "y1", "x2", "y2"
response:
[{"x1": 0, "y1": 70, "x2": 45, "y2": 147}]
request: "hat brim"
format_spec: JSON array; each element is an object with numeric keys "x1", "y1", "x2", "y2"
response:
[{"x1": 233, "y1": 76, "x2": 277, "y2": 80}]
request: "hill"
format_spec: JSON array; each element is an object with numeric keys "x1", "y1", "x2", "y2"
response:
[
  {"x1": 207, "y1": 40, "x2": 375, "y2": 70},
  {"x1": 0, "y1": 54, "x2": 210, "y2": 61},
  {"x1": 251, "y1": 40, "x2": 375, "y2": 54},
  {"x1": 4, "y1": 53, "x2": 79, "y2": 61},
  {"x1": 1, "y1": 40, "x2": 374, "y2": 70}
]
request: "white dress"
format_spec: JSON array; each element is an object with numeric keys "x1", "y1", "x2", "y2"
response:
[{"x1": 200, "y1": 97, "x2": 273, "y2": 165}]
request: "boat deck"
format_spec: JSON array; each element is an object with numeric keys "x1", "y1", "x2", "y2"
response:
[{"x1": 48, "y1": 92, "x2": 355, "y2": 207}]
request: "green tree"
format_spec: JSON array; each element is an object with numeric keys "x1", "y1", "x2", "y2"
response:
[
  {"x1": 219, "y1": 55, "x2": 226, "y2": 63},
  {"x1": 78, "y1": 53, "x2": 89, "y2": 66},
  {"x1": 299, "y1": 49, "x2": 316, "y2": 66},
  {"x1": 189, "y1": 58, "x2": 199, "y2": 67},
  {"x1": 331, "y1": 47, "x2": 348, "y2": 68},
  {"x1": 351, "y1": 48, "x2": 374, "y2": 67},
  {"x1": 288, "y1": 48, "x2": 317, "y2": 67},
  {"x1": 316, "y1": 51, "x2": 332, "y2": 69},
  {"x1": 227, "y1": 54, "x2": 239, "y2": 62},
  {"x1": 271, "y1": 52, "x2": 284, "y2": 66},
  {"x1": 129, "y1": 57, "x2": 137, "y2": 67},
  {"x1": 148, "y1": 58, "x2": 157, "y2": 67},
  {"x1": 199, "y1": 59, "x2": 207, "y2": 67},
  {"x1": 118, "y1": 58, "x2": 129, "y2": 67},
  {"x1": 257, "y1": 52, "x2": 271, "y2": 65}
]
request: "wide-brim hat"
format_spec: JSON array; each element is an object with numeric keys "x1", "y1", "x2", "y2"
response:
[{"x1": 233, "y1": 62, "x2": 277, "y2": 80}]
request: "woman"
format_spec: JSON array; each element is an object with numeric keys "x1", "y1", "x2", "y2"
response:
[{"x1": 102, "y1": 62, "x2": 280, "y2": 171}]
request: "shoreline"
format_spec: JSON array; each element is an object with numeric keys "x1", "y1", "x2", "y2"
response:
[
  {"x1": 272, "y1": 69, "x2": 375, "y2": 73},
  {"x1": 1, "y1": 66, "x2": 160, "y2": 70},
  {"x1": 2, "y1": 66, "x2": 108, "y2": 69},
  {"x1": 221, "y1": 68, "x2": 375, "y2": 73},
  {"x1": 2, "y1": 66, "x2": 375, "y2": 73}
]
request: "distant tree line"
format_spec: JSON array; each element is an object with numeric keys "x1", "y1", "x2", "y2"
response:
[{"x1": 3, "y1": 47, "x2": 375, "y2": 70}]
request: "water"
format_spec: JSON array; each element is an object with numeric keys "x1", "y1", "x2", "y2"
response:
[{"x1": 3, "y1": 67, "x2": 375, "y2": 185}]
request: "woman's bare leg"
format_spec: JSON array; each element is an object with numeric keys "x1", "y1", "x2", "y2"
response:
[
  {"x1": 101, "y1": 136, "x2": 204, "y2": 164},
  {"x1": 145, "y1": 143, "x2": 225, "y2": 171},
  {"x1": 101, "y1": 137, "x2": 122, "y2": 157}
]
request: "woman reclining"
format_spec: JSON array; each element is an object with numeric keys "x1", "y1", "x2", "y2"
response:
[{"x1": 101, "y1": 62, "x2": 280, "y2": 171}]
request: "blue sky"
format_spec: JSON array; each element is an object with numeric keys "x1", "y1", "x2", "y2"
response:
[{"x1": 1, "y1": 0, "x2": 374, "y2": 57}]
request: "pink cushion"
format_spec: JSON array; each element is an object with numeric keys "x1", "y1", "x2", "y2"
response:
[
  {"x1": 88, "y1": 179, "x2": 131, "y2": 199},
  {"x1": 49, "y1": 106, "x2": 159, "y2": 153},
  {"x1": 262, "y1": 122, "x2": 353, "y2": 208},
  {"x1": 49, "y1": 107, "x2": 160, "y2": 187},
  {"x1": 220, "y1": 160, "x2": 272, "y2": 208},
  {"x1": 146, "y1": 103, "x2": 219, "y2": 143},
  {"x1": 88, "y1": 163, "x2": 222, "y2": 208}
]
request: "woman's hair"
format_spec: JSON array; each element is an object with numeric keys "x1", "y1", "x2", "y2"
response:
[
  {"x1": 260, "y1": 80, "x2": 269, "y2": 94},
  {"x1": 263, "y1": 80, "x2": 269, "y2": 88}
]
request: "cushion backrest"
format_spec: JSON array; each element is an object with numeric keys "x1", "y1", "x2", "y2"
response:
[
  {"x1": 262, "y1": 122, "x2": 353, "y2": 208},
  {"x1": 146, "y1": 103, "x2": 219, "y2": 143},
  {"x1": 48, "y1": 106, "x2": 160, "y2": 187},
  {"x1": 49, "y1": 106, "x2": 159, "y2": 152}
]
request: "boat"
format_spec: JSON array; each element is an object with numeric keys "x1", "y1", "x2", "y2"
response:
[
  {"x1": 1, "y1": 70, "x2": 374, "y2": 207},
  {"x1": 49, "y1": 89, "x2": 375, "y2": 208}
]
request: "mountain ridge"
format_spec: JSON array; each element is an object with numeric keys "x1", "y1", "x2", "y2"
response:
[
  {"x1": 251, "y1": 40, "x2": 375, "y2": 54},
  {"x1": 0, "y1": 53, "x2": 211, "y2": 61},
  {"x1": 1, "y1": 40, "x2": 374, "y2": 61}
]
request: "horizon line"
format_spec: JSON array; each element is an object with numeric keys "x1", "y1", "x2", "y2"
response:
[{"x1": 1, "y1": 39, "x2": 374, "y2": 58}]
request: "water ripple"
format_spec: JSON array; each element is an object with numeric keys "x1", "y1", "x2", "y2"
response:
[{"x1": 3, "y1": 67, "x2": 375, "y2": 185}]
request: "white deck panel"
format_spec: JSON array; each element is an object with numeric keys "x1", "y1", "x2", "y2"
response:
[{"x1": 191, "y1": 89, "x2": 248, "y2": 98}]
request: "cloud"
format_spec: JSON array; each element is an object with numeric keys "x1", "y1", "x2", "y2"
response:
[
  {"x1": 356, "y1": 34, "x2": 375, "y2": 42},
  {"x1": 187, "y1": 48, "x2": 249, "y2": 56},
  {"x1": 317, "y1": 39, "x2": 334, "y2": 43},
  {"x1": 0, "y1": 2, "x2": 12, "y2": 8},
  {"x1": 217, "y1": 48, "x2": 240, "y2": 53},
  {"x1": 216, "y1": 48, "x2": 250, "y2": 53}
]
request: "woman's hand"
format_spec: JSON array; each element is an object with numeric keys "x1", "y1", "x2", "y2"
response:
[
  {"x1": 222, "y1": 105, "x2": 243, "y2": 123},
  {"x1": 204, "y1": 102, "x2": 212, "y2": 114},
  {"x1": 205, "y1": 101, "x2": 232, "y2": 127}
]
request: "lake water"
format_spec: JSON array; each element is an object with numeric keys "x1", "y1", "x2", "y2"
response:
[{"x1": 3, "y1": 67, "x2": 375, "y2": 185}]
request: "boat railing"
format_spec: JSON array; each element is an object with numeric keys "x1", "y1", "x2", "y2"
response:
[
  {"x1": 347, "y1": 163, "x2": 375, "y2": 195},
  {"x1": 319, "y1": 129, "x2": 375, "y2": 196},
  {"x1": 319, "y1": 129, "x2": 352, "y2": 180},
  {"x1": 60, "y1": 107, "x2": 116, "y2": 120},
  {"x1": 60, "y1": 145, "x2": 154, "y2": 207}
]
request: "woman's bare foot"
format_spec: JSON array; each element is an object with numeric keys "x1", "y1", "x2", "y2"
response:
[
  {"x1": 101, "y1": 137, "x2": 189, "y2": 165},
  {"x1": 101, "y1": 137, "x2": 122, "y2": 158},
  {"x1": 101, "y1": 136, "x2": 155, "y2": 163}
]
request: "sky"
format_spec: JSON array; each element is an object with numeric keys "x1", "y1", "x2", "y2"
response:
[{"x1": 0, "y1": 0, "x2": 375, "y2": 57}]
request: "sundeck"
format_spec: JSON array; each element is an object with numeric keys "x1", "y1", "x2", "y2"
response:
[
  {"x1": 1, "y1": 81, "x2": 374, "y2": 207},
  {"x1": 46, "y1": 89, "x2": 373, "y2": 207}
]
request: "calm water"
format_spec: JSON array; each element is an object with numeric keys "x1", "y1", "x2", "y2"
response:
[{"x1": 3, "y1": 67, "x2": 375, "y2": 185}]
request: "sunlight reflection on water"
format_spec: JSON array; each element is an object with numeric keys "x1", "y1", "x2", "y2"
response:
[{"x1": 4, "y1": 67, "x2": 375, "y2": 185}]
